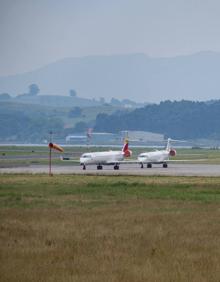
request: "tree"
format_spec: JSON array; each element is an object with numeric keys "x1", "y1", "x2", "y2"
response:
[
  {"x1": 68, "y1": 107, "x2": 82, "y2": 118},
  {"x1": 111, "y1": 97, "x2": 121, "y2": 106},
  {"x1": 69, "y1": 89, "x2": 77, "y2": 97},
  {"x1": 99, "y1": 97, "x2": 106, "y2": 104},
  {"x1": 73, "y1": 121, "x2": 87, "y2": 133},
  {"x1": 28, "y1": 84, "x2": 40, "y2": 96},
  {"x1": 0, "y1": 93, "x2": 11, "y2": 100}
]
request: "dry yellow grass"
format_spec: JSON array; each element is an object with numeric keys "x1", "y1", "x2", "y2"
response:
[
  {"x1": 1, "y1": 202, "x2": 220, "y2": 281},
  {"x1": 1, "y1": 175, "x2": 220, "y2": 281}
]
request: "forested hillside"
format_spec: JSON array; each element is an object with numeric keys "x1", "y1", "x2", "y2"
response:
[
  {"x1": 0, "y1": 102, "x2": 121, "y2": 142},
  {"x1": 94, "y1": 100, "x2": 220, "y2": 139},
  {"x1": 2, "y1": 100, "x2": 220, "y2": 142}
]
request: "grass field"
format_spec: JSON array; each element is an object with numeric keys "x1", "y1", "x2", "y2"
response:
[{"x1": 0, "y1": 174, "x2": 220, "y2": 281}]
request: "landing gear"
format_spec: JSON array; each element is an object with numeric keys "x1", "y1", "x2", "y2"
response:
[
  {"x1": 163, "y1": 163, "x2": 168, "y2": 168},
  {"x1": 97, "y1": 165, "x2": 103, "y2": 170},
  {"x1": 141, "y1": 163, "x2": 144, "y2": 169},
  {"x1": 114, "y1": 164, "x2": 119, "y2": 170},
  {"x1": 83, "y1": 164, "x2": 86, "y2": 170},
  {"x1": 147, "y1": 163, "x2": 152, "y2": 168}
]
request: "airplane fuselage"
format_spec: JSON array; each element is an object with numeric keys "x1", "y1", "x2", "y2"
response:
[
  {"x1": 80, "y1": 151, "x2": 125, "y2": 165},
  {"x1": 138, "y1": 150, "x2": 169, "y2": 163}
]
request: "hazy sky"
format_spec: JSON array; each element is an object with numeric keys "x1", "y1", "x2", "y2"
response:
[{"x1": 1, "y1": 0, "x2": 220, "y2": 76}]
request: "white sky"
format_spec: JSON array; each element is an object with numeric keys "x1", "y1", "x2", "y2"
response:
[{"x1": 1, "y1": 0, "x2": 220, "y2": 76}]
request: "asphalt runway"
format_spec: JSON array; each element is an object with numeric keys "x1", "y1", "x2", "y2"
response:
[{"x1": 1, "y1": 163, "x2": 220, "y2": 176}]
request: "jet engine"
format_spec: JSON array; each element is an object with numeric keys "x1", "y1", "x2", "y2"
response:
[{"x1": 169, "y1": 149, "x2": 176, "y2": 156}]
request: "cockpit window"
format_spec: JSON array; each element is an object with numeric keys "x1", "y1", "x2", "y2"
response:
[{"x1": 82, "y1": 154, "x2": 91, "y2": 158}]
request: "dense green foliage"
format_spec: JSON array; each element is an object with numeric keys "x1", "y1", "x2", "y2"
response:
[
  {"x1": 0, "y1": 101, "x2": 122, "y2": 142},
  {"x1": 2, "y1": 98, "x2": 220, "y2": 142},
  {"x1": 0, "y1": 93, "x2": 11, "y2": 100},
  {"x1": 95, "y1": 100, "x2": 220, "y2": 139},
  {"x1": 0, "y1": 103, "x2": 64, "y2": 142}
]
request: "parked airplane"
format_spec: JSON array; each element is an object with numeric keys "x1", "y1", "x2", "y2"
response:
[
  {"x1": 138, "y1": 138, "x2": 177, "y2": 168},
  {"x1": 80, "y1": 140, "x2": 132, "y2": 170}
]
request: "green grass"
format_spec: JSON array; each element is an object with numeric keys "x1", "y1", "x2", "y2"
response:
[{"x1": 1, "y1": 175, "x2": 220, "y2": 209}]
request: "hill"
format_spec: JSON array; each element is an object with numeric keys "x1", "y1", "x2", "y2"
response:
[
  {"x1": 94, "y1": 100, "x2": 220, "y2": 140},
  {"x1": 14, "y1": 94, "x2": 100, "y2": 107},
  {"x1": 1, "y1": 52, "x2": 220, "y2": 102},
  {"x1": 0, "y1": 101, "x2": 122, "y2": 142}
]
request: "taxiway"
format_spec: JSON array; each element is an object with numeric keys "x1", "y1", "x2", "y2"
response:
[{"x1": 1, "y1": 163, "x2": 220, "y2": 176}]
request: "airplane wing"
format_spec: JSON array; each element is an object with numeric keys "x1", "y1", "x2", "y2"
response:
[
  {"x1": 106, "y1": 159, "x2": 140, "y2": 165},
  {"x1": 138, "y1": 159, "x2": 208, "y2": 164},
  {"x1": 167, "y1": 159, "x2": 207, "y2": 162}
]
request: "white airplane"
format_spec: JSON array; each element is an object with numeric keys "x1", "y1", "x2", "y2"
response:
[
  {"x1": 80, "y1": 140, "x2": 132, "y2": 170},
  {"x1": 138, "y1": 138, "x2": 177, "y2": 168}
]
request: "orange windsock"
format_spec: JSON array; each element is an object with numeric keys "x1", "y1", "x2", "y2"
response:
[{"x1": 48, "y1": 143, "x2": 64, "y2": 152}]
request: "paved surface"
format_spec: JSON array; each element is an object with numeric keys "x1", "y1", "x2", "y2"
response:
[{"x1": 1, "y1": 163, "x2": 220, "y2": 176}]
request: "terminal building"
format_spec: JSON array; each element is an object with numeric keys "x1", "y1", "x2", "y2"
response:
[{"x1": 65, "y1": 131, "x2": 164, "y2": 146}]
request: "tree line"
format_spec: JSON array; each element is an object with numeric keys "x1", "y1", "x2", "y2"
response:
[{"x1": 94, "y1": 100, "x2": 220, "y2": 139}]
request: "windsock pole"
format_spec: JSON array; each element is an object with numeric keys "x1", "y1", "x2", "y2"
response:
[
  {"x1": 48, "y1": 141, "x2": 64, "y2": 176},
  {"x1": 49, "y1": 145, "x2": 52, "y2": 176},
  {"x1": 49, "y1": 131, "x2": 53, "y2": 176},
  {"x1": 48, "y1": 142, "x2": 54, "y2": 176}
]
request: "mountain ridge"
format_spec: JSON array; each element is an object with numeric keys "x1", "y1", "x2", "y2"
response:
[{"x1": 1, "y1": 51, "x2": 220, "y2": 102}]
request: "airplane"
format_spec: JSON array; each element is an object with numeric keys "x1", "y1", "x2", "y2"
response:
[
  {"x1": 137, "y1": 138, "x2": 177, "y2": 168},
  {"x1": 61, "y1": 138, "x2": 206, "y2": 170},
  {"x1": 79, "y1": 140, "x2": 132, "y2": 170}
]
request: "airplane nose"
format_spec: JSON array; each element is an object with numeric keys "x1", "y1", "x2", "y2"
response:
[{"x1": 138, "y1": 156, "x2": 145, "y2": 162}]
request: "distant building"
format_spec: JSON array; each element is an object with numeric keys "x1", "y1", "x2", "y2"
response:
[
  {"x1": 66, "y1": 132, "x2": 118, "y2": 145},
  {"x1": 121, "y1": 131, "x2": 164, "y2": 144},
  {"x1": 66, "y1": 135, "x2": 87, "y2": 142}
]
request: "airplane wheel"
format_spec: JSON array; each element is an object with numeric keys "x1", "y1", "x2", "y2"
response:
[
  {"x1": 141, "y1": 163, "x2": 144, "y2": 169},
  {"x1": 114, "y1": 165, "x2": 119, "y2": 170},
  {"x1": 163, "y1": 163, "x2": 168, "y2": 168},
  {"x1": 83, "y1": 164, "x2": 86, "y2": 170},
  {"x1": 97, "y1": 165, "x2": 103, "y2": 170},
  {"x1": 147, "y1": 163, "x2": 152, "y2": 168}
]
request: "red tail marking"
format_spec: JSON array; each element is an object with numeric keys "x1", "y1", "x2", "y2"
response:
[
  {"x1": 122, "y1": 140, "x2": 132, "y2": 157},
  {"x1": 169, "y1": 149, "x2": 176, "y2": 156},
  {"x1": 123, "y1": 142, "x2": 129, "y2": 152},
  {"x1": 124, "y1": 150, "x2": 132, "y2": 157}
]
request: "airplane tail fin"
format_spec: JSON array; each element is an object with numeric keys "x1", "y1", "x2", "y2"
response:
[
  {"x1": 122, "y1": 139, "x2": 132, "y2": 157},
  {"x1": 86, "y1": 128, "x2": 93, "y2": 139},
  {"x1": 166, "y1": 138, "x2": 171, "y2": 151},
  {"x1": 166, "y1": 138, "x2": 176, "y2": 156}
]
